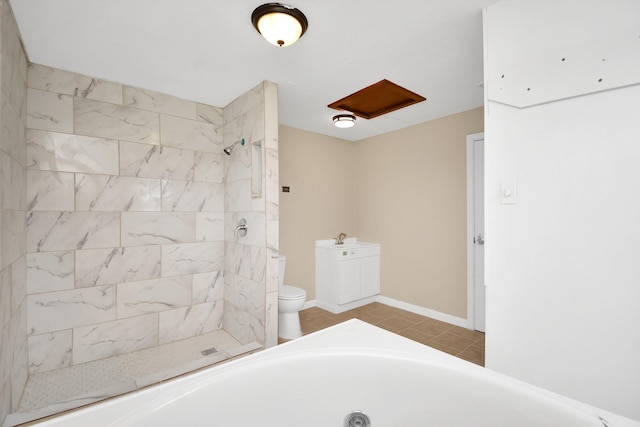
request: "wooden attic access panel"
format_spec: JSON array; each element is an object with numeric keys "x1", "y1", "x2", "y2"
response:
[{"x1": 328, "y1": 79, "x2": 426, "y2": 119}]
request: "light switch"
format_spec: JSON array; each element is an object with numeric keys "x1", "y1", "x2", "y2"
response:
[{"x1": 500, "y1": 181, "x2": 517, "y2": 204}]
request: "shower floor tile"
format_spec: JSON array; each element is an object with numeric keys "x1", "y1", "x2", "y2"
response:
[
  {"x1": 293, "y1": 302, "x2": 485, "y2": 366},
  {"x1": 17, "y1": 330, "x2": 252, "y2": 415}
]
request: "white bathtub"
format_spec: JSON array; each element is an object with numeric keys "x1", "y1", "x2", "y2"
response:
[{"x1": 33, "y1": 320, "x2": 638, "y2": 427}]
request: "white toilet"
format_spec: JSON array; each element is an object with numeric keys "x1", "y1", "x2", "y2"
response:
[{"x1": 278, "y1": 255, "x2": 307, "y2": 339}]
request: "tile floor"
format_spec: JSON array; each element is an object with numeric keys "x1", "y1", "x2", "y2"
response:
[{"x1": 287, "y1": 302, "x2": 485, "y2": 366}]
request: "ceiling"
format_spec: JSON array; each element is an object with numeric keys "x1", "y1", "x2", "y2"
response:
[{"x1": 10, "y1": 0, "x2": 496, "y2": 141}]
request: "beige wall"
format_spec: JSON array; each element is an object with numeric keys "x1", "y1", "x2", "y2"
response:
[
  {"x1": 279, "y1": 126, "x2": 355, "y2": 299},
  {"x1": 354, "y1": 108, "x2": 483, "y2": 317},
  {"x1": 279, "y1": 107, "x2": 483, "y2": 317}
]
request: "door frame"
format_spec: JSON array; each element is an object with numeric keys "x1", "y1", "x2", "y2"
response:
[{"x1": 466, "y1": 132, "x2": 485, "y2": 331}]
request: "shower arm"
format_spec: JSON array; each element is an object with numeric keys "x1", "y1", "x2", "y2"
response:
[{"x1": 223, "y1": 138, "x2": 245, "y2": 155}]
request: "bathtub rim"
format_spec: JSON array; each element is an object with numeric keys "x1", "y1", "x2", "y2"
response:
[{"x1": 30, "y1": 319, "x2": 640, "y2": 427}]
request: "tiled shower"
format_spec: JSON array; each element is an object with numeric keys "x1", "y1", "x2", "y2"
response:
[{"x1": 0, "y1": 1, "x2": 279, "y2": 423}]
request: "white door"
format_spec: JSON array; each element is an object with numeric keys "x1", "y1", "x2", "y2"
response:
[
  {"x1": 473, "y1": 138, "x2": 485, "y2": 332},
  {"x1": 466, "y1": 133, "x2": 485, "y2": 332}
]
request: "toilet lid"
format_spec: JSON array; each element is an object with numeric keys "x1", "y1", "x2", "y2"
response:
[{"x1": 280, "y1": 285, "x2": 306, "y2": 300}]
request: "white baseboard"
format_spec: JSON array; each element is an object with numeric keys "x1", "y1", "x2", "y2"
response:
[
  {"x1": 302, "y1": 296, "x2": 468, "y2": 329},
  {"x1": 301, "y1": 300, "x2": 315, "y2": 310},
  {"x1": 375, "y1": 295, "x2": 468, "y2": 328}
]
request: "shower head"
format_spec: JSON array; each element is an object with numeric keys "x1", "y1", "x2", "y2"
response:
[{"x1": 223, "y1": 138, "x2": 245, "y2": 155}]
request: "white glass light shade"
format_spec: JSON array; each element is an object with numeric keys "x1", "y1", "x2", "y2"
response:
[
  {"x1": 333, "y1": 114, "x2": 356, "y2": 128},
  {"x1": 257, "y1": 12, "x2": 303, "y2": 47}
]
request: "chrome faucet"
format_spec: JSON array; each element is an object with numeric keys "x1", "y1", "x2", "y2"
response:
[{"x1": 336, "y1": 232, "x2": 347, "y2": 245}]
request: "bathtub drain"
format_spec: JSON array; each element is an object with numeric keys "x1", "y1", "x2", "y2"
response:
[{"x1": 344, "y1": 410, "x2": 370, "y2": 427}]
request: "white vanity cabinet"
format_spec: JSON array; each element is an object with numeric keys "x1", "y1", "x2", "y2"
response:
[{"x1": 316, "y1": 239, "x2": 381, "y2": 314}]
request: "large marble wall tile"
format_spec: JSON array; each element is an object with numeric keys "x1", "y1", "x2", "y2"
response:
[
  {"x1": 224, "y1": 276, "x2": 265, "y2": 314},
  {"x1": 1, "y1": 92, "x2": 26, "y2": 162},
  {"x1": 265, "y1": 248, "x2": 279, "y2": 294},
  {"x1": 11, "y1": 255, "x2": 26, "y2": 313},
  {"x1": 223, "y1": 82, "x2": 263, "y2": 124},
  {"x1": 117, "y1": 276, "x2": 191, "y2": 318},
  {"x1": 1, "y1": 210, "x2": 25, "y2": 269},
  {"x1": 196, "y1": 103, "x2": 223, "y2": 125},
  {"x1": 27, "y1": 251, "x2": 74, "y2": 294},
  {"x1": 224, "y1": 179, "x2": 251, "y2": 212},
  {"x1": 119, "y1": 141, "x2": 194, "y2": 180},
  {"x1": 27, "y1": 330, "x2": 72, "y2": 374},
  {"x1": 73, "y1": 313, "x2": 158, "y2": 364},
  {"x1": 265, "y1": 291, "x2": 278, "y2": 348},
  {"x1": 75, "y1": 98, "x2": 159, "y2": 144},
  {"x1": 0, "y1": 383, "x2": 8, "y2": 426},
  {"x1": 26, "y1": 211, "x2": 120, "y2": 252},
  {"x1": 158, "y1": 301, "x2": 222, "y2": 344},
  {"x1": 193, "y1": 152, "x2": 224, "y2": 183},
  {"x1": 1, "y1": 327, "x2": 10, "y2": 395},
  {"x1": 0, "y1": 268, "x2": 10, "y2": 327},
  {"x1": 9, "y1": 306, "x2": 28, "y2": 389},
  {"x1": 2, "y1": 5, "x2": 27, "y2": 118},
  {"x1": 26, "y1": 170, "x2": 74, "y2": 211},
  {"x1": 250, "y1": 247, "x2": 267, "y2": 283},
  {"x1": 226, "y1": 242, "x2": 251, "y2": 278},
  {"x1": 0, "y1": 151, "x2": 26, "y2": 210},
  {"x1": 224, "y1": 105, "x2": 265, "y2": 152},
  {"x1": 121, "y1": 212, "x2": 195, "y2": 246},
  {"x1": 28, "y1": 64, "x2": 123, "y2": 105},
  {"x1": 223, "y1": 143, "x2": 251, "y2": 183},
  {"x1": 161, "y1": 180, "x2": 224, "y2": 212},
  {"x1": 11, "y1": 338, "x2": 28, "y2": 412},
  {"x1": 248, "y1": 307, "x2": 265, "y2": 344},
  {"x1": 0, "y1": 152, "x2": 6, "y2": 208},
  {"x1": 120, "y1": 212, "x2": 194, "y2": 247},
  {"x1": 26, "y1": 88, "x2": 73, "y2": 133},
  {"x1": 27, "y1": 286, "x2": 116, "y2": 335},
  {"x1": 9, "y1": 300, "x2": 28, "y2": 403},
  {"x1": 266, "y1": 218, "x2": 279, "y2": 256},
  {"x1": 225, "y1": 211, "x2": 265, "y2": 247},
  {"x1": 160, "y1": 114, "x2": 221, "y2": 153},
  {"x1": 222, "y1": 303, "x2": 251, "y2": 345},
  {"x1": 9, "y1": 299, "x2": 27, "y2": 385},
  {"x1": 162, "y1": 242, "x2": 224, "y2": 276},
  {"x1": 195, "y1": 212, "x2": 224, "y2": 242},
  {"x1": 263, "y1": 81, "x2": 279, "y2": 150},
  {"x1": 75, "y1": 174, "x2": 161, "y2": 211},
  {"x1": 265, "y1": 146, "x2": 279, "y2": 220},
  {"x1": 75, "y1": 246, "x2": 161, "y2": 287},
  {"x1": 223, "y1": 295, "x2": 264, "y2": 346},
  {"x1": 123, "y1": 87, "x2": 196, "y2": 119},
  {"x1": 27, "y1": 129, "x2": 119, "y2": 174},
  {"x1": 192, "y1": 271, "x2": 224, "y2": 304}
]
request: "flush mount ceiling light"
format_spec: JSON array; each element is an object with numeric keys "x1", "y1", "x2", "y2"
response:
[
  {"x1": 251, "y1": 3, "x2": 308, "y2": 47},
  {"x1": 333, "y1": 114, "x2": 356, "y2": 128}
]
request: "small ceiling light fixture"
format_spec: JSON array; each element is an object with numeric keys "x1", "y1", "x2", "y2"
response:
[
  {"x1": 251, "y1": 3, "x2": 308, "y2": 47},
  {"x1": 333, "y1": 114, "x2": 356, "y2": 128}
]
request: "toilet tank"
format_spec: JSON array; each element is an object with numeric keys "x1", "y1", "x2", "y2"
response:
[{"x1": 279, "y1": 255, "x2": 286, "y2": 287}]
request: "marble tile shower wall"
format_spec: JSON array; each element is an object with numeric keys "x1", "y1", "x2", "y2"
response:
[
  {"x1": 222, "y1": 81, "x2": 279, "y2": 349},
  {"x1": 24, "y1": 63, "x2": 231, "y2": 373},
  {"x1": 0, "y1": 0, "x2": 29, "y2": 421}
]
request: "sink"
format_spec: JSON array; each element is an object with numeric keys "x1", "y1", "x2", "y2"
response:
[
  {"x1": 316, "y1": 238, "x2": 376, "y2": 249},
  {"x1": 333, "y1": 242, "x2": 376, "y2": 249}
]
